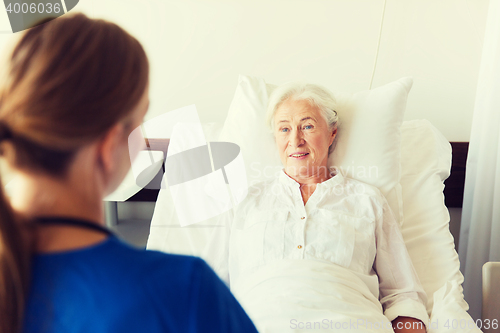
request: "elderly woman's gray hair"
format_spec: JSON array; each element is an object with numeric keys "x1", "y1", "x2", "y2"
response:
[{"x1": 266, "y1": 82, "x2": 339, "y2": 131}]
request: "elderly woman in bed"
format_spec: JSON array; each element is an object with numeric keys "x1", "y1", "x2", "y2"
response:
[{"x1": 227, "y1": 83, "x2": 429, "y2": 333}]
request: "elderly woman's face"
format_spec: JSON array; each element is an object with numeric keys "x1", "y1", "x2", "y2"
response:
[{"x1": 274, "y1": 99, "x2": 336, "y2": 179}]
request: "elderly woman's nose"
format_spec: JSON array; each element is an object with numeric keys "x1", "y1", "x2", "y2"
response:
[{"x1": 289, "y1": 129, "x2": 305, "y2": 146}]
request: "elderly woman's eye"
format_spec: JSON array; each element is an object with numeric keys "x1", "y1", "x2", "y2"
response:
[
  {"x1": 280, "y1": 128, "x2": 289, "y2": 132},
  {"x1": 304, "y1": 125, "x2": 313, "y2": 130}
]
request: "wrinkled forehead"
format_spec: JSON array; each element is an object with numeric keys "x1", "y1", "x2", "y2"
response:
[{"x1": 274, "y1": 99, "x2": 322, "y2": 124}]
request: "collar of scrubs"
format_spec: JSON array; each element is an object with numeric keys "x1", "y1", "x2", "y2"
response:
[{"x1": 278, "y1": 168, "x2": 344, "y2": 189}]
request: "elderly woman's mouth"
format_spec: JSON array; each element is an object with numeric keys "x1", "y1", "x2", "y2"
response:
[{"x1": 289, "y1": 153, "x2": 310, "y2": 158}]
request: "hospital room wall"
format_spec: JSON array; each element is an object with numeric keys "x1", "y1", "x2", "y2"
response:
[
  {"x1": 0, "y1": 0, "x2": 490, "y2": 244},
  {"x1": 44, "y1": 0, "x2": 486, "y2": 141},
  {"x1": 0, "y1": 0, "x2": 483, "y2": 140}
]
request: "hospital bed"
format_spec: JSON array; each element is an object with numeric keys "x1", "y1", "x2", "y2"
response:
[{"x1": 138, "y1": 75, "x2": 484, "y2": 333}]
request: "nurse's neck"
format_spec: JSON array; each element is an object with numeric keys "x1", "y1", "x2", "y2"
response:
[
  {"x1": 8, "y1": 168, "x2": 109, "y2": 253},
  {"x1": 8, "y1": 142, "x2": 108, "y2": 224},
  {"x1": 9, "y1": 172, "x2": 104, "y2": 224}
]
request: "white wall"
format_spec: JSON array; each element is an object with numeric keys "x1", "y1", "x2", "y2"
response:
[
  {"x1": 373, "y1": 0, "x2": 489, "y2": 142},
  {"x1": 0, "y1": 1, "x2": 488, "y2": 235},
  {"x1": 0, "y1": 0, "x2": 488, "y2": 141}
]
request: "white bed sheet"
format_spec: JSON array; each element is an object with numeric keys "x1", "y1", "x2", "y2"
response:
[
  {"x1": 232, "y1": 260, "x2": 393, "y2": 333},
  {"x1": 146, "y1": 120, "x2": 478, "y2": 332}
]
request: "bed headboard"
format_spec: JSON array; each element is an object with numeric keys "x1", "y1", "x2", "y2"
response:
[{"x1": 444, "y1": 142, "x2": 468, "y2": 208}]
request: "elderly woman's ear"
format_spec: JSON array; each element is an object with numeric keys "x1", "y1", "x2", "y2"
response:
[{"x1": 329, "y1": 128, "x2": 337, "y2": 146}]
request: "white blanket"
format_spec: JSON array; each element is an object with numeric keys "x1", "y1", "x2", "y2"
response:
[{"x1": 231, "y1": 259, "x2": 395, "y2": 333}]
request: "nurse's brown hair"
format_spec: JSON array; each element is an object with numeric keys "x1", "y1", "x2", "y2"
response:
[{"x1": 0, "y1": 13, "x2": 149, "y2": 332}]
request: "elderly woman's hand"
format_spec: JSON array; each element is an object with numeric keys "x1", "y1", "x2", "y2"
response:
[{"x1": 392, "y1": 317, "x2": 426, "y2": 333}]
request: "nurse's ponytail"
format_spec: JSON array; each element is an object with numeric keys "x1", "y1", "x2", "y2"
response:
[
  {"x1": 0, "y1": 13, "x2": 149, "y2": 332},
  {"x1": 0, "y1": 177, "x2": 30, "y2": 333}
]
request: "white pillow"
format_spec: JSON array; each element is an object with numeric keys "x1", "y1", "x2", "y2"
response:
[
  {"x1": 219, "y1": 75, "x2": 412, "y2": 225},
  {"x1": 399, "y1": 119, "x2": 463, "y2": 314}
]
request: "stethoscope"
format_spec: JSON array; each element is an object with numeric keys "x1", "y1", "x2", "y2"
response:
[{"x1": 35, "y1": 217, "x2": 115, "y2": 237}]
